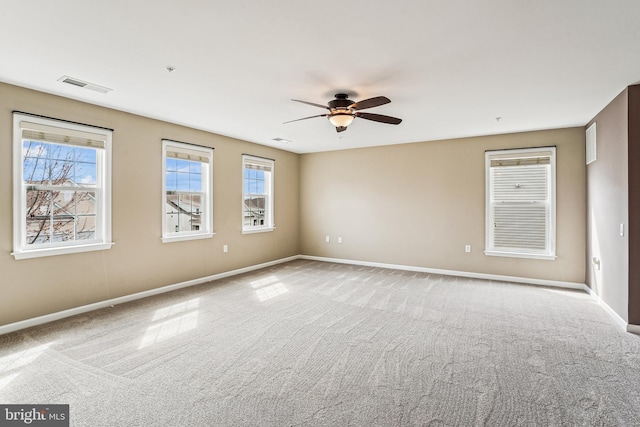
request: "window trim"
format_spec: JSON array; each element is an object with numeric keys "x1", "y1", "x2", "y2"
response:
[
  {"x1": 12, "y1": 113, "x2": 113, "y2": 260},
  {"x1": 242, "y1": 154, "x2": 275, "y2": 234},
  {"x1": 484, "y1": 146, "x2": 557, "y2": 260},
  {"x1": 161, "y1": 139, "x2": 214, "y2": 243}
]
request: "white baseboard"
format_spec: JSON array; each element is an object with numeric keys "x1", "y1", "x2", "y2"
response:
[
  {"x1": 3, "y1": 254, "x2": 635, "y2": 336},
  {"x1": 583, "y1": 286, "x2": 628, "y2": 331},
  {"x1": 300, "y1": 255, "x2": 587, "y2": 290},
  {"x1": 627, "y1": 324, "x2": 640, "y2": 335},
  {"x1": 0, "y1": 255, "x2": 299, "y2": 336}
]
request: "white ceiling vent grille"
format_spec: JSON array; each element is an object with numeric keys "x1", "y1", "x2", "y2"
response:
[
  {"x1": 58, "y1": 75, "x2": 112, "y2": 94},
  {"x1": 272, "y1": 137, "x2": 291, "y2": 143}
]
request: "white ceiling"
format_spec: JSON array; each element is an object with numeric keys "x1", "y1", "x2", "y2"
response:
[{"x1": 1, "y1": 0, "x2": 639, "y2": 154}]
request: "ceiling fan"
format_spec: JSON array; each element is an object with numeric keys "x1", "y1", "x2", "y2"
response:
[{"x1": 284, "y1": 93, "x2": 402, "y2": 133}]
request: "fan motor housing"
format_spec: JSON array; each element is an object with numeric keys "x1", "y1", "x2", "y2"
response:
[{"x1": 328, "y1": 93, "x2": 353, "y2": 110}]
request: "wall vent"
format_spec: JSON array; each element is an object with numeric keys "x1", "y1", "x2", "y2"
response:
[
  {"x1": 58, "y1": 75, "x2": 112, "y2": 94},
  {"x1": 586, "y1": 122, "x2": 597, "y2": 165}
]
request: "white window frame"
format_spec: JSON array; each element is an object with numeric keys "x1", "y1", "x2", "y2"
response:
[
  {"x1": 242, "y1": 155, "x2": 274, "y2": 234},
  {"x1": 162, "y1": 140, "x2": 214, "y2": 243},
  {"x1": 485, "y1": 146, "x2": 556, "y2": 260},
  {"x1": 12, "y1": 113, "x2": 113, "y2": 260}
]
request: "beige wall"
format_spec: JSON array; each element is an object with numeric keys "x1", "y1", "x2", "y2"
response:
[
  {"x1": 0, "y1": 83, "x2": 300, "y2": 326},
  {"x1": 300, "y1": 128, "x2": 586, "y2": 283},
  {"x1": 585, "y1": 89, "x2": 629, "y2": 322}
]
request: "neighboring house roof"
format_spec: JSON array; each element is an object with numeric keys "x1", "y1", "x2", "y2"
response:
[
  {"x1": 244, "y1": 196, "x2": 265, "y2": 209},
  {"x1": 243, "y1": 196, "x2": 265, "y2": 219},
  {"x1": 166, "y1": 194, "x2": 202, "y2": 225}
]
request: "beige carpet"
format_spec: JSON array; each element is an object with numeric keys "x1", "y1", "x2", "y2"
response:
[{"x1": 1, "y1": 260, "x2": 639, "y2": 426}]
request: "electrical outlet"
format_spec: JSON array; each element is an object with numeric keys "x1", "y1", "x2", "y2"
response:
[
  {"x1": 325, "y1": 236, "x2": 330, "y2": 243},
  {"x1": 465, "y1": 244, "x2": 471, "y2": 253},
  {"x1": 338, "y1": 237, "x2": 342, "y2": 244},
  {"x1": 223, "y1": 244, "x2": 228, "y2": 253}
]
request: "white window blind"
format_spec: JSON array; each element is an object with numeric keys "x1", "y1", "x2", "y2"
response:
[
  {"x1": 166, "y1": 146, "x2": 211, "y2": 163},
  {"x1": 485, "y1": 147, "x2": 556, "y2": 260},
  {"x1": 244, "y1": 160, "x2": 273, "y2": 171},
  {"x1": 20, "y1": 121, "x2": 107, "y2": 149}
]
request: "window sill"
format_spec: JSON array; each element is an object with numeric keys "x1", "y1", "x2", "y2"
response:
[
  {"x1": 12, "y1": 242, "x2": 114, "y2": 260},
  {"x1": 161, "y1": 232, "x2": 215, "y2": 243},
  {"x1": 242, "y1": 226, "x2": 275, "y2": 235},
  {"x1": 484, "y1": 250, "x2": 557, "y2": 261}
]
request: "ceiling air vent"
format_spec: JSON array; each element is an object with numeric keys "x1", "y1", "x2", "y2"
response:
[
  {"x1": 58, "y1": 75, "x2": 112, "y2": 94},
  {"x1": 272, "y1": 137, "x2": 291, "y2": 144}
]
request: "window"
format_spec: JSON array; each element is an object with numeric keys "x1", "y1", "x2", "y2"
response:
[
  {"x1": 485, "y1": 147, "x2": 556, "y2": 260},
  {"x1": 162, "y1": 140, "x2": 213, "y2": 242},
  {"x1": 13, "y1": 113, "x2": 113, "y2": 259},
  {"x1": 242, "y1": 155, "x2": 274, "y2": 233}
]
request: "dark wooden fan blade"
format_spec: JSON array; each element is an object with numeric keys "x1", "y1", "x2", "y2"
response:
[
  {"x1": 356, "y1": 112, "x2": 402, "y2": 125},
  {"x1": 350, "y1": 96, "x2": 391, "y2": 111},
  {"x1": 283, "y1": 114, "x2": 328, "y2": 124},
  {"x1": 291, "y1": 99, "x2": 330, "y2": 110}
]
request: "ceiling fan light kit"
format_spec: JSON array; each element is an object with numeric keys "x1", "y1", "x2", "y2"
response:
[
  {"x1": 285, "y1": 93, "x2": 402, "y2": 133},
  {"x1": 328, "y1": 113, "x2": 355, "y2": 128}
]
